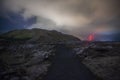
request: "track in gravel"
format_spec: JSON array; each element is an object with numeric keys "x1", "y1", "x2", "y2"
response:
[{"x1": 43, "y1": 44, "x2": 97, "y2": 80}]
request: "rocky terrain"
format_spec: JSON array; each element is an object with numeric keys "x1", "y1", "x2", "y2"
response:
[
  {"x1": 0, "y1": 29, "x2": 80, "y2": 80},
  {"x1": 74, "y1": 42, "x2": 120, "y2": 80},
  {"x1": 0, "y1": 42, "x2": 55, "y2": 80},
  {"x1": 1, "y1": 28, "x2": 120, "y2": 80},
  {"x1": 0, "y1": 28, "x2": 80, "y2": 44}
]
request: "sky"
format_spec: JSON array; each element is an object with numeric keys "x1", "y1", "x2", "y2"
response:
[{"x1": 0, "y1": 0, "x2": 120, "y2": 41}]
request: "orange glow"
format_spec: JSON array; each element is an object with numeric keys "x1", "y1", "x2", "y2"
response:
[{"x1": 88, "y1": 33, "x2": 95, "y2": 41}]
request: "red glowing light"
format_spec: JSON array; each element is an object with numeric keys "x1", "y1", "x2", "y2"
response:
[{"x1": 88, "y1": 33, "x2": 95, "y2": 41}]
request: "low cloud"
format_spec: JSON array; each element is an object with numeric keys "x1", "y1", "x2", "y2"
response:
[{"x1": 2, "y1": 0, "x2": 120, "y2": 39}]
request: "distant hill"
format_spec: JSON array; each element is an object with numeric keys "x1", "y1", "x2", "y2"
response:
[{"x1": 0, "y1": 28, "x2": 80, "y2": 43}]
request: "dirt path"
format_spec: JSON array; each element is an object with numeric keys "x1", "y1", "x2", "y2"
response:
[{"x1": 43, "y1": 44, "x2": 97, "y2": 80}]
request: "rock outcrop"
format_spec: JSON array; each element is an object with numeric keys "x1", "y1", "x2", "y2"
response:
[
  {"x1": 0, "y1": 28, "x2": 80, "y2": 43},
  {"x1": 0, "y1": 28, "x2": 80, "y2": 80}
]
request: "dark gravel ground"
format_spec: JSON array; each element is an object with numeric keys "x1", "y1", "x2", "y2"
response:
[{"x1": 43, "y1": 44, "x2": 98, "y2": 80}]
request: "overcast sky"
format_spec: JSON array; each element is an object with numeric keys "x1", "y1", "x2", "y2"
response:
[{"x1": 0, "y1": 0, "x2": 120, "y2": 40}]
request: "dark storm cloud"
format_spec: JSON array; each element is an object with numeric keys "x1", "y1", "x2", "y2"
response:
[{"x1": 1, "y1": 0, "x2": 120, "y2": 39}]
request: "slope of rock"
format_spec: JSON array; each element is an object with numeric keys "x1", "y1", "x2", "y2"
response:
[
  {"x1": 0, "y1": 28, "x2": 80, "y2": 43},
  {"x1": 0, "y1": 28, "x2": 81, "y2": 80}
]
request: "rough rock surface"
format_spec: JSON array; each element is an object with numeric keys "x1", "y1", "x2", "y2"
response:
[
  {"x1": 0, "y1": 42, "x2": 55, "y2": 80},
  {"x1": 74, "y1": 42, "x2": 120, "y2": 80}
]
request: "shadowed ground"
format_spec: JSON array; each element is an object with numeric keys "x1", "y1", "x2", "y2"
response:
[{"x1": 43, "y1": 44, "x2": 97, "y2": 80}]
